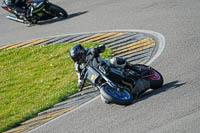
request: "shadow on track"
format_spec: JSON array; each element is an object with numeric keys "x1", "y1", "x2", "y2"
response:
[
  {"x1": 38, "y1": 11, "x2": 88, "y2": 25},
  {"x1": 132, "y1": 80, "x2": 186, "y2": 104}
]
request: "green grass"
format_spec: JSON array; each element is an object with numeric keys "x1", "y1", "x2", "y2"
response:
[{"x1": 0, "y1": 42, "x2": 113, "y2": 132}]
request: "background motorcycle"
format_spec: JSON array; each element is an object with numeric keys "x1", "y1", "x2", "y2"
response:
[
  {"x1": 80, "y1": 50, "x2": 164, "y2": 105},
  {"x1": 1, "y1": 0, "x2": 68, "y2": 24}
]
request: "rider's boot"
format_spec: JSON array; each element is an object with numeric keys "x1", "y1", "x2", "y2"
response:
[{"x1": 131, "y1": 79, "x2": 150, "y2": 98}]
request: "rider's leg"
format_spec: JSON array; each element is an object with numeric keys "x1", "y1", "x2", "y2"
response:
[{"x1": 125, "y1": 62, "x2": 152, "y2": 74}]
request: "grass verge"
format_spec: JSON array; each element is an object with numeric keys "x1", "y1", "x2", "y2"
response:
[{"x1": 0, "y1": 42, "x2": 113, "y2": 132}]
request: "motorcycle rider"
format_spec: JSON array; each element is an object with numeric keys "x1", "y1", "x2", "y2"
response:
[
  {"x1": 3, "y1": 0, "x2": 33, "y2": 23},
  {"x1": 70, "y1": 44, "x2": 151, "y2": 97}
]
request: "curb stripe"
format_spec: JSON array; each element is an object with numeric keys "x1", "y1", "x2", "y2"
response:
[
  {"x1": 77, "y1": 33, "x2": 106, "y2": 43},
  {"x1": 39, "y1": 37, "x2": 65, "y2": 45},
  {"x1": 129, "y1": 57, "x2": 148, "y2": 64},
  {"x1": 23, "y1": 38, "x2": 52, "y2": 47},
  {"x1": 81, "y1": 32, "x2": 117, "y2": 42},
  {"x1": 0, "y1": 30, "x2": 159, "y2": 65},
  {"x1": 55, "y1": 34, "x2": 92, "y2": 44},
  {"x1": 106, "y1": 34, "x2": 145, "y2": 48},
  {"x1": 8, "y1": 40, "x2": 37, "y2": 49},
  {"x1": 128, "y1": 55, "x2": 148, "y2": 62},
  {"x1": 115, "y1": 43, "x2": 155, "y2": 57},
  {"x1": 67, "y1": 34, "x2": 94, "y2": 43},
  {"x1": 97, "y1": 32, "x2": 126, "y2": 42},
  {"x1": 123, "y1": 48, "x2": 153, "y2": 60},
  {"x1": 113, "y1": 39, "x2": 155, "y2": 55},
  {"x1": 49, "y1": 35, "x2": 79, "y2": 44},
  {"x1": 81, "y1": 32, "x2": 124, "y2": 43},
  {"x1": 0, "y1": 43, "x2": 16, "y2": 50},
  {"x1": 113, "y1": 38, "x2": 154, "y2": 52},
  {"x1": 126, "y1": 51, "x2": 152, "y2": 62},
  {"x1": 102, "y1": 33, "x2": 136, "y2": 44}
]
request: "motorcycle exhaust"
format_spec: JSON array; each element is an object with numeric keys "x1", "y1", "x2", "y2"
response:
[{"x1": 6, "y1": 15, "x2": 24, "y2": 23}]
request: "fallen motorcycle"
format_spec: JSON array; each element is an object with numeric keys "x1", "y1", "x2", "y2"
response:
[
  {"x1": 80, "y1": 48, "x2": 164, "y2": 105},
  {"x1": 1, "y1": 0, "x2": 68, "y2": 25}
]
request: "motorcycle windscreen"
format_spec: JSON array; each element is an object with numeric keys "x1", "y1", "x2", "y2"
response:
[{"x1": 86, "y1": 66, "x2": 100, "y2": 84}]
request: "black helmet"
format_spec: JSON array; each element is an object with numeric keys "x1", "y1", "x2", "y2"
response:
[{"x1": 70, "y1": 44, "x2": 87, "y2": 64}]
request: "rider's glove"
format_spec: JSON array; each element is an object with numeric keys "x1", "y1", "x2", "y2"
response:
[
  {"x1": 97, "y1": 45, "x2": 105, "y2": 53},
  {"x1": 78, "y1": 80, "x2": 84, "y2": 90}
]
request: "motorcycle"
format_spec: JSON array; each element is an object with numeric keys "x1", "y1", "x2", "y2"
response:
[
  {"x1": 80, "y1": 48, "x2": 164, "y2": 105},
  {"x1": 1, "y1": 0, "x2": 68, "y2": 24}
]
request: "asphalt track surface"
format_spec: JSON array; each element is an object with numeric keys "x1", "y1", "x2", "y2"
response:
[{"x1": 1, "y1": 0, "x2": 200, "y2": 133}]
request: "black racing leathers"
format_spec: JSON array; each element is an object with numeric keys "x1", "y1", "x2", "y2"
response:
[
  {"x1": 75, "y1": 56, "x2": 110, "y2": 90},
  {"x1": 74, "y1": 46, "x2": 149, "y2": 90}
]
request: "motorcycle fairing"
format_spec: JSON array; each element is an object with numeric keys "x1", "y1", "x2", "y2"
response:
[
  {"x1": 87, "y1": 66, "x2": 100, "y2": 84},
  {"x1": 1, "y1": 2, "x2": 10, "y2": 11}
]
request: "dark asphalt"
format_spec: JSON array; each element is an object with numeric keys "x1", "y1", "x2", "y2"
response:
[{"x1": 1, "y1": 0, "x2": 200, "y2": 133}]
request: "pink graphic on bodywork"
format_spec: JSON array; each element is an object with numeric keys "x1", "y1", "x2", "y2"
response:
[{"x1": 148, "y1": 70, "x2": 161, "y2": 80}]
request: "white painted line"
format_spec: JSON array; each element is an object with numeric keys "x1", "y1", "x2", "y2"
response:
[
  {"x1": 28, "y1": 95, "x2": 101, "y2": 133},
  {"x1": 144, "y1": 31, "x2": 165, "y2": 65}
]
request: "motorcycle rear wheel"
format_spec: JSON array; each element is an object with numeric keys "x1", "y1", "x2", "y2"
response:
[
  {"x1": 134, "y1": 64, "x2": 164, "y2": 90},
  {"x1": 100, "y1": 84, "x2": 133, "y2": 105},
  {"x1": 148, "y1": 69, "x2": 163, "y2": 89}
]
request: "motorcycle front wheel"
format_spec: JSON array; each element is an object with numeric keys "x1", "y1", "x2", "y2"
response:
[
  {"x1": 100, "y1": 84, "x2": 133, "y2": 105},
  {"x1": 47, "y1": 3, "x2": 68, "y2": 18}
]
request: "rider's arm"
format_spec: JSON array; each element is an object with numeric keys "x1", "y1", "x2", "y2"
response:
[
  {"x1": 75, "y1": 62, "x2": 85, "y2": 89},
  {"x1": 88, "y1": 44, "x2": 106, "y2": 57}
]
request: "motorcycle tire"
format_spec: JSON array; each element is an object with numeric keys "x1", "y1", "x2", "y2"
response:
[
  {"x1": 47, "y1": 3, "x2": 68, "y2": 18},
  {"x1": 100, "y1": 95, "x2": 111, "y2": 104},
  {"x1": 100, "y1": 84, "x2": 133, "y2": 105},
  {"x1": 134, "y1": 64, "x2": 164, "y2": 90}
]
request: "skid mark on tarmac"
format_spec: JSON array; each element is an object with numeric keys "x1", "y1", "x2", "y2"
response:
[{"x1": 1, "y1": 30, "x2": 165, "y2": 133}]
